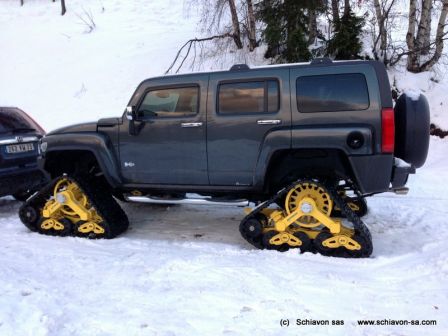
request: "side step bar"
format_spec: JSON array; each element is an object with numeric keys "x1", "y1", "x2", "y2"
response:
[{"x1": 124, "y1": 195, "x2": 249, "y2": 207}]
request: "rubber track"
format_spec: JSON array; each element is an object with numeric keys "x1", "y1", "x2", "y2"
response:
[
  {"x1": 331, "y1": 179, "x2": 368, "y2": 218},
  {"x1": 239, "y1": 179, "x2": 373, "y2": 258},
  {"x1": 19, "y1": 175, "x2": 129, "y2": 239}
]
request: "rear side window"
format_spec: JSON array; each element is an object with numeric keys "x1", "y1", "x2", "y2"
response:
[
  {"x1": 218, "y1": 80, "x2": 279, "y2": 114},
  {"x1": 0, "y1": 109, "x2": 35, "y2": 134},
  {"x1": 296, "y1": 73, "x2": 369, "y2": 113},
  {"x1": 138, "y1": 86, "x2": 199, "y2": 118}
]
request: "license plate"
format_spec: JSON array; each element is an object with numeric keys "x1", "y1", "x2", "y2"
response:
[{"x1": 6, "y1": 143, "x2": 35, "y2": 154}]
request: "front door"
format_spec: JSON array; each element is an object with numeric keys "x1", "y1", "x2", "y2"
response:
[{"x1": 119, "y1": 75, "x2": 209, "y2": 185}]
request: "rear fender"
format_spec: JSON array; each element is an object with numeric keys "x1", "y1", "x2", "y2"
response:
[{"x1": 254, "y1": 127, "x2": 374, "y2": 191}]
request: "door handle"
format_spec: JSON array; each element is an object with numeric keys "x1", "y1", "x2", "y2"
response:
[
  {"x1": 257, "y1": 119, "x2": 282, "y2": 125},
  {"x1": 181, "y1": 122, "x2": 203, "y2": 128}
]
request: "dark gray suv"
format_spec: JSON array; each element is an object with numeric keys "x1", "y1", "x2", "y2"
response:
[
  {"x1": 19, "y1": 59, "x2": 430, "y2": 258},
  {"x1": 0, "y1": 107, "x2": 46, "y2": 200}
]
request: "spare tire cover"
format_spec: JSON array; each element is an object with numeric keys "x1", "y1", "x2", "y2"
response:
[{"x1": 394, "y1": 93, "x2": 430, "y2": 168}]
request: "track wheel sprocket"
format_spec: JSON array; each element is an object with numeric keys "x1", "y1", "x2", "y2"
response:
[{"x1": 284, "y1": 181, "x2": 333, "y2": 227}]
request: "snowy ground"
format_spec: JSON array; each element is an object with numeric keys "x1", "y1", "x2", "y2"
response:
[
  {"x1": 0, "y1": 140, "x2": 447, "y2": 336},
  {"x1": 1, "y1": 0, "x2": 448, "y2": 335}
]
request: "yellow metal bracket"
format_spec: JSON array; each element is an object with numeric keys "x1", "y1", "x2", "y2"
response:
[
  {"x1": 268, "y1": 232, "x2": 303, "y2": 247},
  {"x1": 322, "y1": 235, "x2": 361, "y2": 250},
  {"x1": 271, "y1": 197, "x2": 341, "y2": 234},
  {"x1": 77, "y1": 222, "x2": 105, "y2": 234},
  {"x1": 40, "y1": 218, "x2": 65, "y2": 231},
  {"x1": 43, "y1": 189, "x2": 94, "y2": 221}
]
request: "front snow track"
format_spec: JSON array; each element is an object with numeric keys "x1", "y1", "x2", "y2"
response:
[{"x1": 19, "y1": 175, "x2": 129, "y2": 239}]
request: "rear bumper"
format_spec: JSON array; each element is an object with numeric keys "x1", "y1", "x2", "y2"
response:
[
  {"x1": 391, "y1": 160, "x2": 415, "y2": 189},
  {"x1": 0, "y1": 168, "x2": 47, "y2": 197}
]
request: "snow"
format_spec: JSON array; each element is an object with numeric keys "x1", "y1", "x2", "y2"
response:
[
  {"x1": 1, "y1": 1, "x2": 448, "y2": 335},
  {"x1": 1, "y1": 138, "x2": 447, "y2": 336}
]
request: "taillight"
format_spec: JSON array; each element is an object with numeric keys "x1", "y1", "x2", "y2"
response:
[{"x1": 381, "y1": 107, "x2": 395, "y2": 153}]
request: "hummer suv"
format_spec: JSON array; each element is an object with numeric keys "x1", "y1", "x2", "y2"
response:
[{"x1": 19, "y1": 59, "x2": 430, "y2": 258}]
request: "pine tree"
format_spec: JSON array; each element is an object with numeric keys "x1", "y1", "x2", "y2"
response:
[
  {"x1": 258, "y1": 0, "x2": 323, "y2": 63},
  {"x1": 327, "y1": 9, "x2": 365, "y2": 60}
]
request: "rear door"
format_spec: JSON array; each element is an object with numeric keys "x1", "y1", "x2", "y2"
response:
[{"x1": 207, "y1": 68, "x2": 290, "y2": 186}]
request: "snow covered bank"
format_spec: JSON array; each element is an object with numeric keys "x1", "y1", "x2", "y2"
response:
[
  {"x1": 0, "y1": 0, "x2": 200, "y2": 132},
  {"x1": 2, "y1": 0, "x2": 447, "y2": 132}
]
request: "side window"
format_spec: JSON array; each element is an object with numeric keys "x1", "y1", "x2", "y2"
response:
[
  {"x1": 218, "y1": 80, "x2": 279, "y2": 114},
  {"x1": 138, "y1": 86, "x2": 199, "y2": 118},
  {"x1": 296, "y1": 73, "x2": 369, "y2": 113}
]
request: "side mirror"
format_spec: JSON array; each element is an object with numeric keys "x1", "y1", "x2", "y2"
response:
[{"x1": 126, "y1": 106, "x2": 136, "y2": 121}]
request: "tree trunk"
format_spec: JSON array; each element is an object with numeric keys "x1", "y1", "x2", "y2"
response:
[
  {"x1": 61, "y1": 0, "x2": 66, "y2": 15},
  {"x1": 228, "y1": 0, "x2": 243, "y2": 49},
  {"x1": 416, "y1": 0, "x2": 432, "y2": 55},
  {"x1": 331, "y1": 0, "x2": 340, "y2": 22},
  {"x1": 20, "y1": 0, "x2": 24, "y2": 6},
  {"x1": 406, "y1": 0, "x2": 418, "y2": 72},
  {"x1": 419, "y1": 0, "x2": 448, "y2": 71},
  {"x1": 308, "y1": 9, "x2": 318, "y2": 45},
  {"x1": 421, "y1": 2, "x2": 432, "y2": 54},
  {"x1": 343, "y1": 0, "x2": 350, "y2": 17},
  {"x1": 373, "y1": 0, "x2": 387, "y2": 59},
  {"x1": 247, "y1": 0, "x2": 257, "y2": 51}
]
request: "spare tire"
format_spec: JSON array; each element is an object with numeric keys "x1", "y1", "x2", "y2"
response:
[{"x1": 394, "y1": 93, "x2": 430, "y2": 168}]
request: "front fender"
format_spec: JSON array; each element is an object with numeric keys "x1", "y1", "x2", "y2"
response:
[{"x1": 40, "y1": 132, "x2": 122, "y2": 188}]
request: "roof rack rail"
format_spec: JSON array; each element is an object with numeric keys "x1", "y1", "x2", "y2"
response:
[
  {"x1": 230, "y1": 64, "x2": 250, "y2": 71},
  {"x1": 311, "y1": 57, "x2": 333, "y2": 65}
]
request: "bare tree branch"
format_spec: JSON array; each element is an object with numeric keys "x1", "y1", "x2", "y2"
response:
[{"x1": 165, "y1": 33, "x2": 233, "y2": 74}]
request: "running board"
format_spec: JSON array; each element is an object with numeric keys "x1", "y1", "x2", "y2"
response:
[{"x1": 124, "y1": 195, "x2": 249, "y2": 207}]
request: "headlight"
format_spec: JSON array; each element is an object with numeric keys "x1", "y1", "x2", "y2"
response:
[{"x1": 39, "y1": 140, "x2": 48, "y2": 153}]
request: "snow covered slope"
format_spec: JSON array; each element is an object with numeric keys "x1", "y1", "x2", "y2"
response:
[
  {"x1": 0, "y1": 0, "x2": 201, "y2": 132},
  {"x1": 1, "y1": 1, "x2": 448, "y2": 335}
]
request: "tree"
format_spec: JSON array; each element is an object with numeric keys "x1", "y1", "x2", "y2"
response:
[
  {"x1": 61, "y1": 0, "x2": 66, "y2": 15},
  {"x1": 228, "y1": 0, "x2": 243, "y2": 49},
  {"x1": 406, "y1": 0, "x2": 448, "y2": 72},
  {"x1": 258, "y1": 0, "x2": 324, "y2": 63},
  {"x1": 247, "y1": 0, "x2": 257, "y2": 51},
  {"x1": 167, "y1": 0, "x2": 260, "y2": 73},
  {"x1": 327, "y1": 4, "x2": 365, "y2": 60},
  {"x1": 372, "y1": 0, "x2": 398, "y2": 64}
]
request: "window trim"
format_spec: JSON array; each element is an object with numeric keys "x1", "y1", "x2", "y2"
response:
[
  {"x1": 217, "y1": 78, "x2": 280, "y2": 116},
  {"x1": 136, "y1": 84, "x2": 200, "y2": 120},
  {"x1": 296, "y1": 73, "x2": 370, "y2": 113}
]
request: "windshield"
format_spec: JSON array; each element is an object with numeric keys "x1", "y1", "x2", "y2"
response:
[{"x1": 0, "y1": 109, "x2": 39, "y2": 134}]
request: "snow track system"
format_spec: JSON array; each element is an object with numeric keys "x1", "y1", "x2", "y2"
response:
[
  {"x1": 19, "y1": 175, "x2": 129, "y2": 239},
  {"x1": 18, "y1": 175, "x2": 371, "y2": 258},
  {"x1": 240, "y1": 179, "x2": 372, "y2": 258}
]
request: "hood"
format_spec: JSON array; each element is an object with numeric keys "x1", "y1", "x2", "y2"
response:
[{"x1": 48, "y1": 121, "x2": 98, "y2": 135}]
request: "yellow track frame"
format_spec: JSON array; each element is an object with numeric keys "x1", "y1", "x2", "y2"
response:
[{"x1": 40, "y1": 178, "x2": 105, "y2": 235}]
